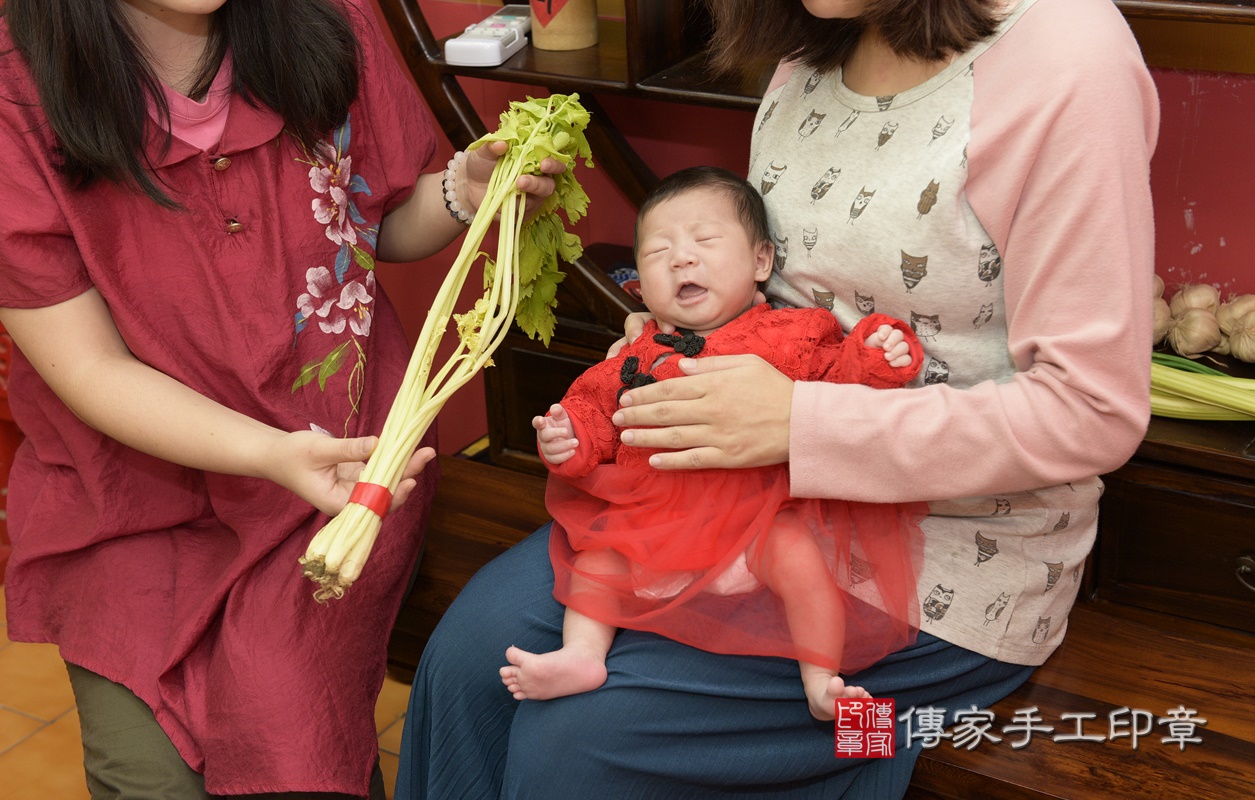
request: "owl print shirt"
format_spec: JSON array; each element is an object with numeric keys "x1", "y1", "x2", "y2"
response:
[{"x1": 749, "y1": 0, "x2": 1159, "y2": 665}]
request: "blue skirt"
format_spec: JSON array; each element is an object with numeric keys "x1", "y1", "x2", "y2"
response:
[{"x1": 395, "y1": 525, "x2": 1034, "y2": 800}]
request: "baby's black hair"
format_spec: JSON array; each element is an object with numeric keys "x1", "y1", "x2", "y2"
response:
[{"x1": 633, "y1": 166, "x2": 771, "y2": 257}]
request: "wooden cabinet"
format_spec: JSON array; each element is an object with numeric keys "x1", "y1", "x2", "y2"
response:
[{"x1": 1095, "y1": 414, "x2": 1255, "y2": 633}]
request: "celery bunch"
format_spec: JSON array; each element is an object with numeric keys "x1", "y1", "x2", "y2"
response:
[
  {"x1": 1150, "y1": 352, "x2": 1255, "y2": 421},
  {"x1": 299, "y1": 94, "x2": 592, "y2": 601}
]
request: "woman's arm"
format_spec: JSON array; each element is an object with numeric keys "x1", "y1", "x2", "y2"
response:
[
  {"x1": 375, "y1": 169, "x2": 470, "y2": 263},
  {"x1": 786, "y1": 0, "x2": 1159, "y2": 502},
  {"x1": 376, "y1": 142, "x2": 565, "y2": 264},
  {"x1": 0, "y1": 289, "x2": 432, "y2": 514}
]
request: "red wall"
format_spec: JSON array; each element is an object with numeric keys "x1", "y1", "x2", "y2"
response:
[
  {"x1": 373, "y1": 2, "x2": 1255, "y2": 452},
  {"x1": 1149, "y1": 69, "x2": 1255, "y2": 299}
]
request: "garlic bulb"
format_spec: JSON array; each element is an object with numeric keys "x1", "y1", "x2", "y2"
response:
[
  {"x1": 1152, "y1": 297, "x2": 1172, "y2": 345},
  {"x1": 1166, "y1": 307, "x2": 1222, "y2": 358},
  {"x1": 1212, "y1": 336, "x2": 1231, "y2": 356},
  {"x1": 1152, "y1": 274, "x2": 1164, "y2": 299},
  {"x1": 1168, "y1": 283, "x2": 1220, "y2": 318},
  {"x1": 1228, "y1": 310, "x2": 1255, "y2": 363},
  {"x1": 1217, "y1": 294, "x2": 1255, "y2": 335}
]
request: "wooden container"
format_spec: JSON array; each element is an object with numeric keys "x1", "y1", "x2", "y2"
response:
[{"x1": 530, "y1": 0, "x2": 598, "y2": 51}]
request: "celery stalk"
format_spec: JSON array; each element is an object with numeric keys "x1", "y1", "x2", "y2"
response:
[
  {"x1": 1149, "y1": 359, "x2": 1255, "y2": 422},
  {"x1": 298, "y1": 94, "x2": 593, "y2": 601}
]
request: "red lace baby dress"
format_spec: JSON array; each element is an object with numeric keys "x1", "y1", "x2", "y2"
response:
[{"x1": 546, "y1": 305, "x2": 927, "y2": 673}]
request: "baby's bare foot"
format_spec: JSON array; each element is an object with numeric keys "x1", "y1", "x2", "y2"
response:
[
  {"x1": 499, "y1": 644, "x2": 608, "y2": 701},
  {"x1": 803, "y1": 672, "x2": 871, "y2": 720}
]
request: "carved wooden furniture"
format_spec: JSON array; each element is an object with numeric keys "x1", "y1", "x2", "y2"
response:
[{"x1": 1097, "y1": 416, "x2": 1255, "y2": 634}]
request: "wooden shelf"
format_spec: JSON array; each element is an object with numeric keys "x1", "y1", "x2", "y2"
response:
[
  {"x1": 1141, "y1": 353, "x2": 1255, "y2": 481},
  {"x1": 1138, "y1": 416, "x2": 1255, "y2": 482},
  {"x1": 438, "y1": 18, "x2": 632, "y2": 94},
  {"x1": 636, "y1": 52, "x2": 769, "y2": 111},
  {"x1": 1119, "y1": 1, "x2": 1255, "y2": 73},
  {"x1": 397, "y1": 1, "x2": 1255, "y2": 127},
  {"x1": 1116, "y1": 0, "x2": 1255, "y2": 24},
  {"x1": 431, "y1": 17, "x2": 771, "y2": 110}
]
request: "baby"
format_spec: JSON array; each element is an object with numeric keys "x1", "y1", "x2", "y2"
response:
[{"x1": 501, "y1": 166, "x2": 926, "y2": 720}]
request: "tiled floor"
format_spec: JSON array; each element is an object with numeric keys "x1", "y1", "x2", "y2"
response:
[{"x1": 0, "y1": 585, "x2": 413, "y2": 800}]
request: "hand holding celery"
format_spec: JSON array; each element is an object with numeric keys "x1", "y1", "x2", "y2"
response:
[{"x1": 299, "y1": 94, "x2": 593, "y2": 601}]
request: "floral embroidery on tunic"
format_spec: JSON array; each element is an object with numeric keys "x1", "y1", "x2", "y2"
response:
[{"x1": 290, "y1": 114, "x2": 381, "y2": 432}]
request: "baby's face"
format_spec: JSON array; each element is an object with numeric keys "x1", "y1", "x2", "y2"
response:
[{"x1": 635, "y1": 188, "x2": 772, "y2": 336}]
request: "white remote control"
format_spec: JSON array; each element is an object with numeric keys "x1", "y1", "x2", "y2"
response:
[{"x1": 444, "y1": 5, "x2": 532, "y2": 67}]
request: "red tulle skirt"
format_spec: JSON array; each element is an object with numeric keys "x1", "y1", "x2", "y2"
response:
[{"x1": 548, "y1": 464, "x2": 926, "y2": 674}]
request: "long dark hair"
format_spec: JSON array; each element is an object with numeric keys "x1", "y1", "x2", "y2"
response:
[
  {"x1": 1, "y1": 0, "x2": 362, "y2": 206},
  {"x1": 702, "y1": 0, "x2": 1002, "y2": 79}
]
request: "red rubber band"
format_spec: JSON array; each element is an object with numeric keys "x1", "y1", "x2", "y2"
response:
[{"x1": 348, "y1": 481, "x2": 392, "y2": 519}]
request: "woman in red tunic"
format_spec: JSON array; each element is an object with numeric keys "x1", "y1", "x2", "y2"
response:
[
  {"x1": 500, "y1": 167, "x2": 926, "y2": 720},
  {"x1": 0, "y1": 1, "x2": 560, "y2": 797}
]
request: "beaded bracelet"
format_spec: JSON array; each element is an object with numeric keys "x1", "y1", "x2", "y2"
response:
[{"x1": 442, "y1": 150, "x2": 475, "y2": 225}]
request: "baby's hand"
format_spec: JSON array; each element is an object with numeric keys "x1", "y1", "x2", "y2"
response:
[
  {"x1": 533, "y1": 404, "x2": 578, "y2": 465},
  {"x1": 865, "y1": 324, "x2": 913, "y2": 368}
]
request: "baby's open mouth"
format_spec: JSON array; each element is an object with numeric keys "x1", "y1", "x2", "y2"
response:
[{"x1": 677, "y1": 282, "x2": 707, "y2": 300}]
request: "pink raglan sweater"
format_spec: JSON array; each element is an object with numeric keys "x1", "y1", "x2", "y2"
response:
[{"x1": 754, "y1": 0, "x2": 1158, "y2": 663}]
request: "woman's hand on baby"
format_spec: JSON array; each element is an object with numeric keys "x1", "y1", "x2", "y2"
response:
[
  {"x1": 467, "y1": 141, "x2": 566, "y2": 218},
  {"x1": 266, "y1": 430, "x2": 435, "y2": 516},
  {"x1": 614, "y1": 354, "x2": 793, "y2": 470},
  {"x1": 865, "y1": 324, "x2": 913, "y2": 368},
  {"x1": 533, "y1": 404, "x2": 578, "y2": 465}
]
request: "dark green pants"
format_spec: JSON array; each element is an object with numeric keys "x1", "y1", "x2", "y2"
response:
[{"x1": 66, "y1": 662, "x2": 387, "y2": 800}]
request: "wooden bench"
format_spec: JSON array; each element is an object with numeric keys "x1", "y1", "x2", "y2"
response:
[{"x1": 389, "y1": 455, "x2": 1255, "y2": 799}]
